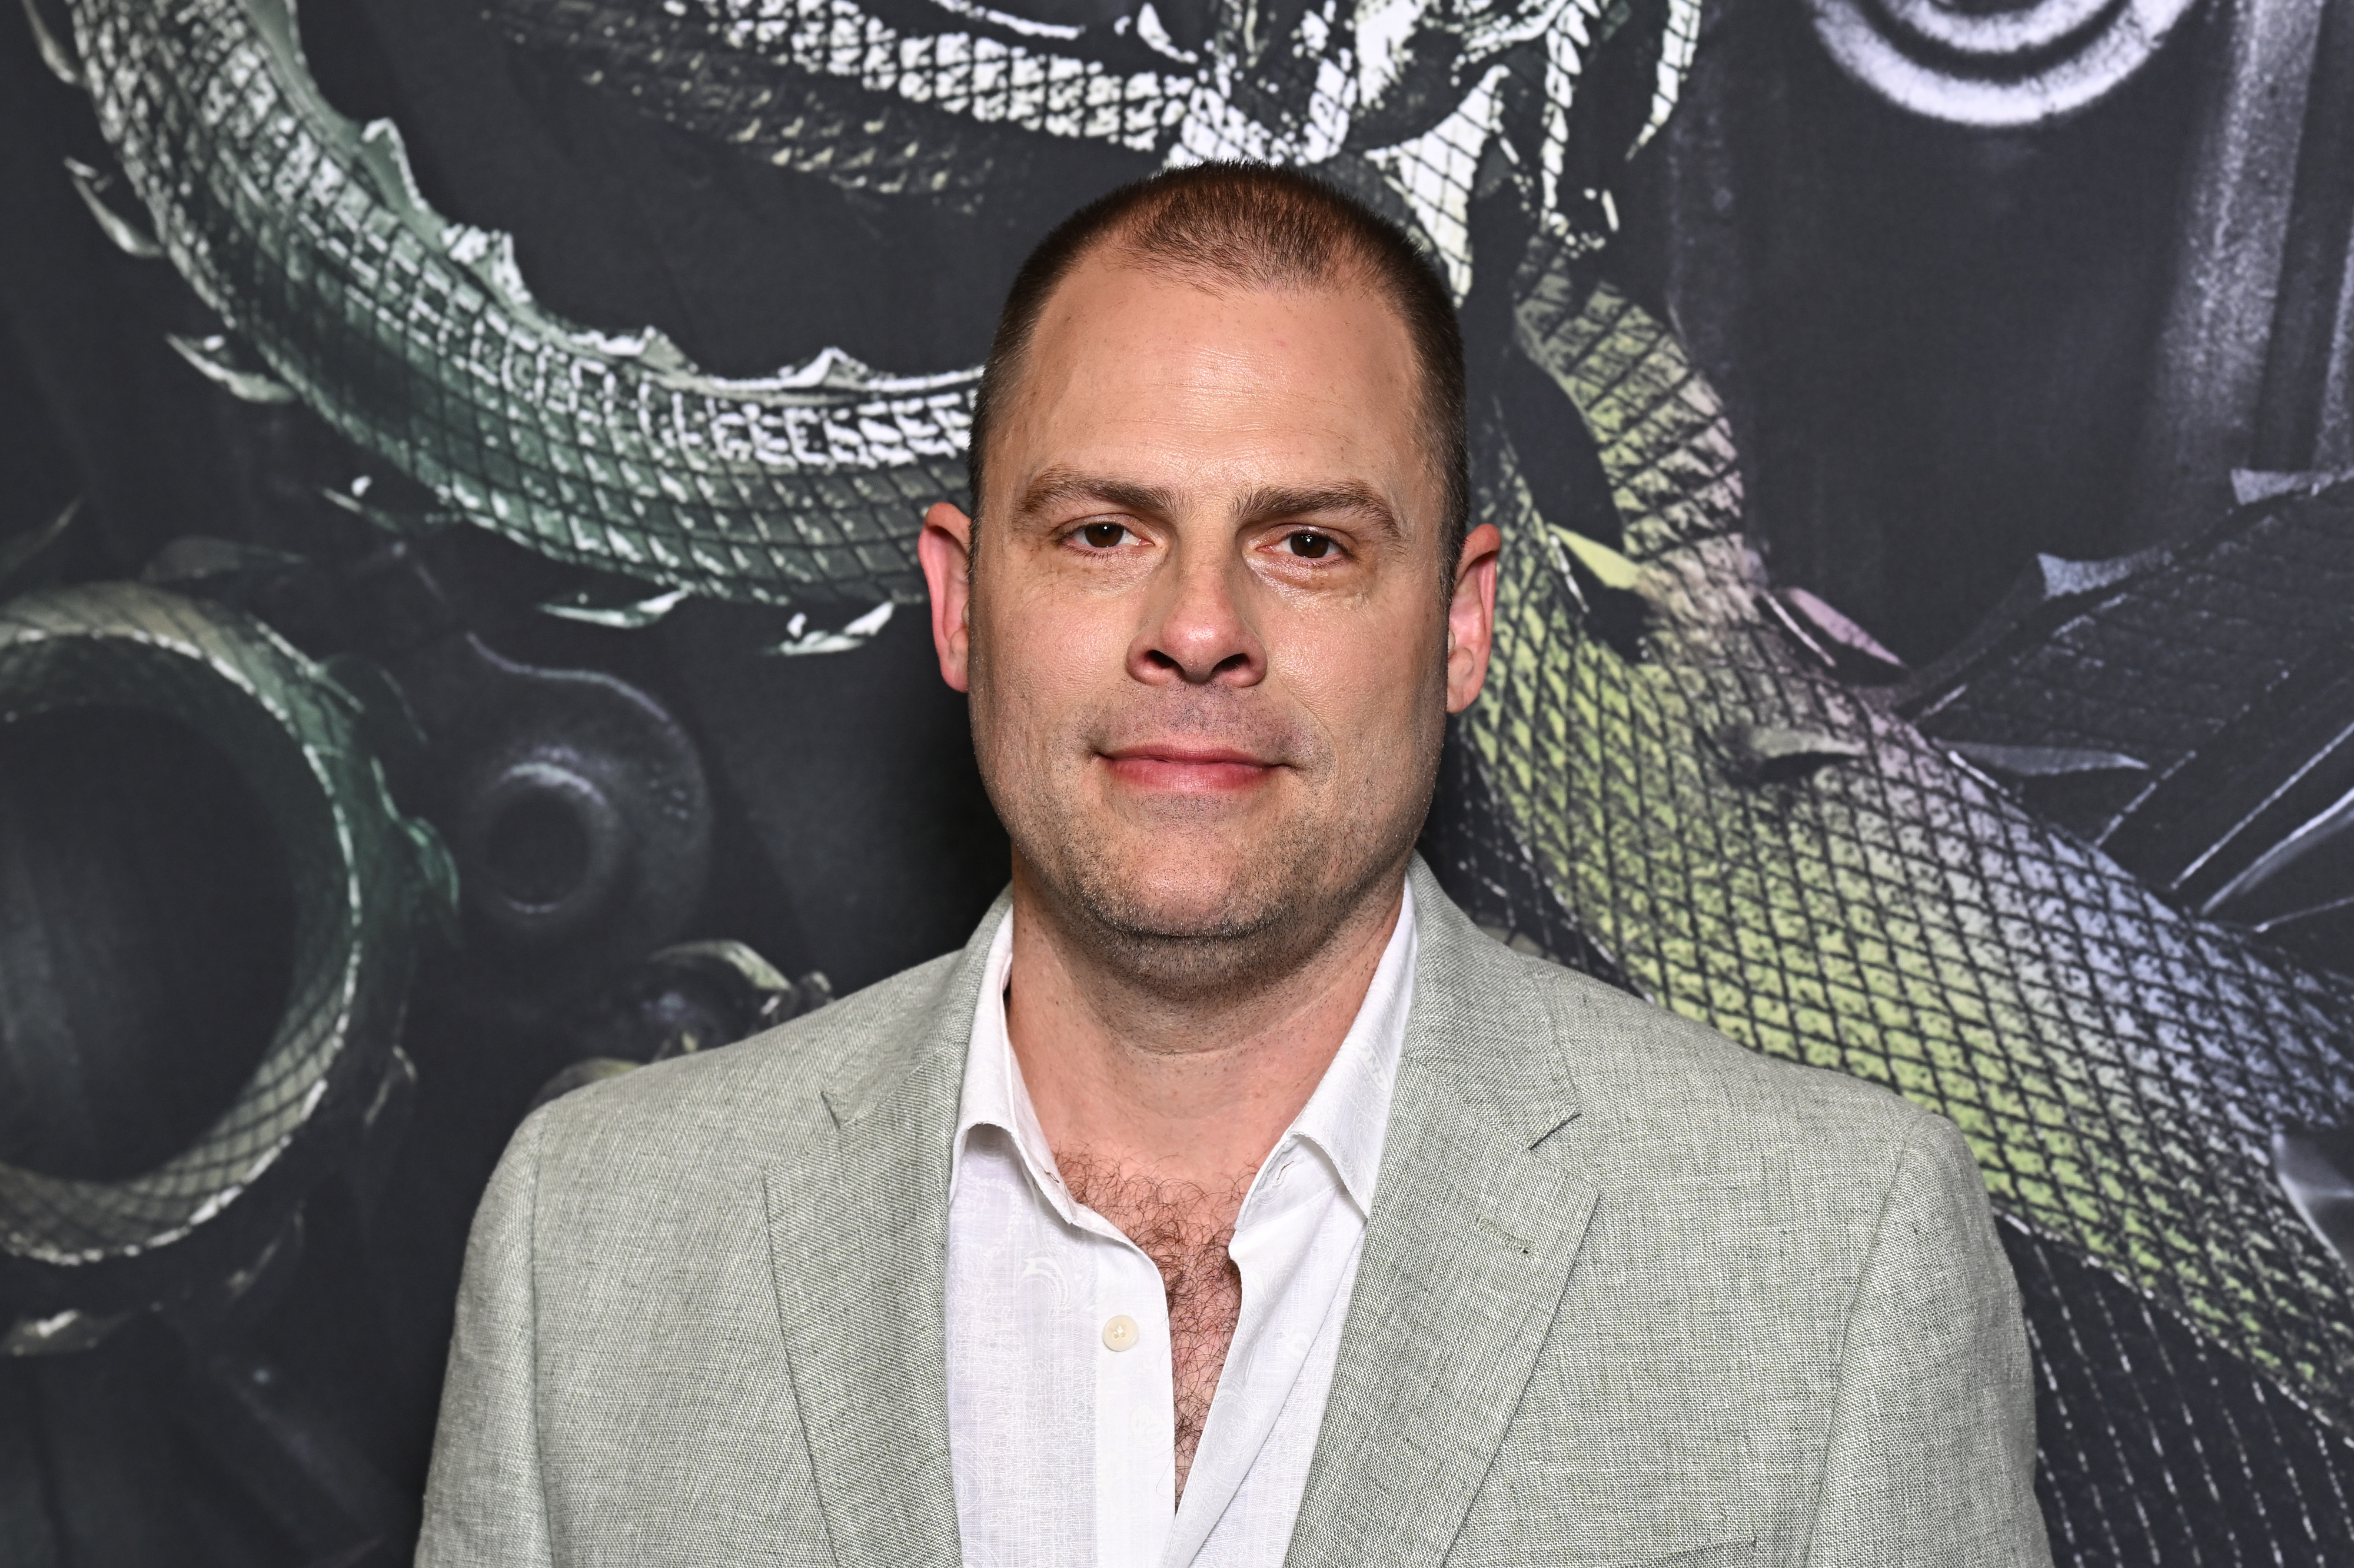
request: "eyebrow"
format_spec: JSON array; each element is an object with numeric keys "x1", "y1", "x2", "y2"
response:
[
  {"x1": 1230, "y1": 482, "x2": 1403, "y2": 541},
  {"x1": 1011, "y1": 471, "x2": 1404, "y2": 541},
  {"x1": 1011, "y1": 471, "x2": 1176, "y2": 522}
]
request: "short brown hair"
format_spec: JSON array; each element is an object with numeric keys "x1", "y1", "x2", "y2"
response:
[{"x1": 967, "y1": 163, "x2": 1469, "y2": 567}]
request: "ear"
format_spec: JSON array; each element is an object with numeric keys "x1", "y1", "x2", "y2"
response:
[
  {"x1": 1444, "y1": 521, "x2": 1502, "y2": 714},
  {"x1": 919, "y1": 501, "x2": 975, "y2": 693}
]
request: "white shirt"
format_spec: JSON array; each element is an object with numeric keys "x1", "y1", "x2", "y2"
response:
[{"x1": 945, "y1": 884, "x2": 1418, "y2": 1568}]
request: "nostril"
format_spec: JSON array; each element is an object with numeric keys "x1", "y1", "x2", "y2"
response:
[{"x1": 1135, "y1": 647, "x2": 1261, "y2": 684}]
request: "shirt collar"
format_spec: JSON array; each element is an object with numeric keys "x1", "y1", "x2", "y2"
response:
[
  {"x1": 1280, "y1": 877, "x2": 1416, "y2": 1216},
  {"x1": 950, "y1": 908, "x2": 1059, "y2": 1208},
  {"x1": 950, "y1": 880, "x2": 1418, "y2": 1219}
]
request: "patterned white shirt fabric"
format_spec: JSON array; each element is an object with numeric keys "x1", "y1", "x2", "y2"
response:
[{"x1": 945, "y1": 883, "x2": 1419, "y2": 1568}]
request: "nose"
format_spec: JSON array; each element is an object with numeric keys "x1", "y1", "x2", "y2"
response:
[{"x1": 1128, "y1": 540, "x2": 1266, "y2": 688}]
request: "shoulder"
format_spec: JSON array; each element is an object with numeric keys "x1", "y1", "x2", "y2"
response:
[
  {"x1": 516, "y1": 946, "x2": 967, "y2": 1190},
  {"x1": 1574, "y1": 949, "x2": 1943, "y2": 1169},
  {"x1": 1467, "y1": 937, "x2": 1994, "y2": 1287},
  {"x1": 1530, "y1": 948, "x2": 1937, "y2": 1154},
  {"x1": 1417, "y1": 883, "x2": 1956, "y2": 1203}
]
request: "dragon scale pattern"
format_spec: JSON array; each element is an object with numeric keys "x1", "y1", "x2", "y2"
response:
[
  {"x1": 67, "y1": 0, "x2": 976, "y2": 610},
  {"x1": 0, "y1": 584, "x2": 445, "y2": 1274},
  {"x1": 1470, "y1": 265, "x2": 2354, "y2": 1429}
]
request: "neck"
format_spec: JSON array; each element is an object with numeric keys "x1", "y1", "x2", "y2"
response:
[{"x1": 1002, "y1": 860, "x2": 1408, "y2": 1193}]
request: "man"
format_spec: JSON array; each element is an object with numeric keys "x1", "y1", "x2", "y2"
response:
[{"x1": 420, "y1": 164, "x2": 2047, "y2": 1566}]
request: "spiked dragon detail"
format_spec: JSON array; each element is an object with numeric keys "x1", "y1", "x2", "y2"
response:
[{"x1": 1477, "y1": 252, "x2": 2354, "y2": 1429}]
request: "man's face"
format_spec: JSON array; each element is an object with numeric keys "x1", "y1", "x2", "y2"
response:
[{"x1": 920, "y1": 254, "x2": 1498, "y2": 978}]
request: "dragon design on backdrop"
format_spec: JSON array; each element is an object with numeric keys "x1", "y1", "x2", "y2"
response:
[
  {"x1": 52, "y1": 0, "x2": 1692, "y2": 611},
  {"x1": 29, "y1": 0, "x2": 2354, "y2": 1555},
  {"x1": 0, "y1": 581, "x2": 450, "y2": 1310},
  {"x1": 1482, "y1": 260, "x2": 2354, "y2": 1427}
]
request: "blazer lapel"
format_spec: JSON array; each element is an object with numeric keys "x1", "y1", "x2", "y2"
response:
[
  {"x1": 1286, "y1": 864, "x2": 1599, "y2": 1566},
  {"x1": 761, "y1": 900, "x2": 1007, "y2": 1568}
]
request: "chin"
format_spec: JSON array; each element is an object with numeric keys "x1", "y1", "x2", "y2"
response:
[
  {"x1": 1108, "y1": 845, "x2": 1276, "y2": 935},
  {"x1": 1039, "y1": 825, "x2": 1296, "y2": 943},
  {"x1": 1005, "y1": 763, "x2": 1421, "y2": 961}
]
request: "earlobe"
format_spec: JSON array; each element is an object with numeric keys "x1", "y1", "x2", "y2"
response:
[{"x1": 919, "y1": 501, "x2": 976, "y2": 694}]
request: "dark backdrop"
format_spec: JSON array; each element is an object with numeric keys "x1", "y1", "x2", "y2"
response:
[{"x1": 4, "y1": 0, "x2": 2353, "y2": 1562}]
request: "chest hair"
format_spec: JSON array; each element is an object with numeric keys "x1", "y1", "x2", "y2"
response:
[{"x1": 1059, "y1": 1153, "x2": 1251, "y2": 1500}]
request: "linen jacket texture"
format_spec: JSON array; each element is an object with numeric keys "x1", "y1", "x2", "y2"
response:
[{"x1": 418, "y1": 858, "x2": 2049, "y2": 1568}]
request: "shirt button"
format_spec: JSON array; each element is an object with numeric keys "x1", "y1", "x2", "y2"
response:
[{"x1": 1102, "y1": 1314, "x2": 1140, "y2": 1351}]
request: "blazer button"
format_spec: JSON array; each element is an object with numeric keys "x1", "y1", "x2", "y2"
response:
[{"x1": 1102, "y1": 1314, "x2": 1140, "y2": 1351}]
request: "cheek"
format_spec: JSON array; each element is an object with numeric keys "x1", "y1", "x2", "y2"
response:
[
  {"x1": 1278, "y1": 610, "x2": 1446, "y2": 767},
  {"x1": 971, "y1": 580, "x2": 1132, "y2": 736}
]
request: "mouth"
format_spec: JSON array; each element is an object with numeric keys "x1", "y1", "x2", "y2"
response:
[{"x1": 1098, "y1": 744, "x2": 1282, "y2": 795}]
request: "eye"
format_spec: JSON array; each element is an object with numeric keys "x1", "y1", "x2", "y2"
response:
[
  {"x1": 1286, "y1": 530, "x2": 1336, "y2": 559},
  {"x1": 1076, "y1": 521, "x2": 1132, "y2": 549}
]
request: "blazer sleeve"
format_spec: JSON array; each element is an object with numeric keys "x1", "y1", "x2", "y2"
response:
[
  {"x1": 1804, "y1": 1114, "x2": 2053, "y2": 1567},
  {"x1": 417, "y1": 1108, "x2": 556, "y2": 1568}
]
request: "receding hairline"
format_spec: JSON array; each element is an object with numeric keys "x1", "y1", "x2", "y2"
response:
[
  {"x1": 1005, "y1": 225, "x2": 1402, "y2": 358},
  {"x1": 998, "y1": 231, "x2": 1434, "y2": 405},
  {"x1": 1080, "y1": 200, "x2": 1394, "y2": 299}
]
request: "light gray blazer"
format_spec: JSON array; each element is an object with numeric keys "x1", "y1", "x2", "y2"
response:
[{"x1": 418, "y1": 860, "x2": 2049, "y2": 1567}]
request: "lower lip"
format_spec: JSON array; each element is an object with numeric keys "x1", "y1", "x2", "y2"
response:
[{"x1": 1104, "y1": 755, "x2": 1276, "y2": 793}]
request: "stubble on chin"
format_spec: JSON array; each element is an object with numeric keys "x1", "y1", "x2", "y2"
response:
[{"x1": 990, "y1": 737, "x2": 1434, "y2": 1007}]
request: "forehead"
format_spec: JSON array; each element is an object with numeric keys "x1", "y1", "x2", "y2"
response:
[{"x1": 991, "y1": 258, "x2": 1434, "y2": 518}]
